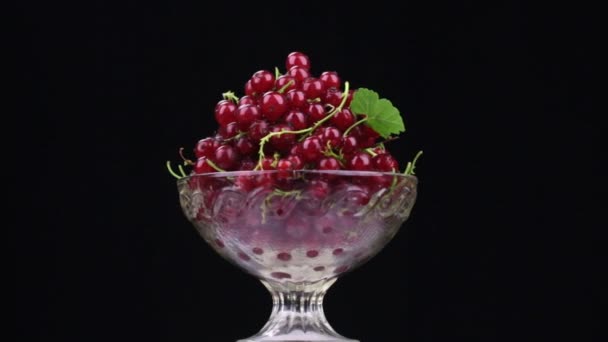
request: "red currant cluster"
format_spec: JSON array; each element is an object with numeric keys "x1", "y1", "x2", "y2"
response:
[{"x1": 191, "y1": 52, "x2": 399, "y2": 175}]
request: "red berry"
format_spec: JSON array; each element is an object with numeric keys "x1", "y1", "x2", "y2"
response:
[
  {"x1": 373, "y1": 154, "x2": 399, "y2": 172},
  {"x1": 214, "y1": 100, "x2": 237, "y2": 126},
  {"x1": 235, "y1": 137, "x2": 255, "y2": 156},
  {"x1": 286, "y1": 90, "x2": 307, "y2": 109},
  {"x1": 320, "y1": 71, "x2": 341, "y2": 89},
  {"x1": 194, "y1": 137, "x2": 219, "y2": 158},
  {"x1": 323, "y1": 88, "x2": 343, "y2": 107},
  {"x1": 275, "y1": 75, "x2": 296, "y2": 92},
  {"x1": 285, "y1": 110, "x2": 308, "y2": 130},
  {"x1": 260, "y1": 91, "x2": 288, "y2": 122},
  {"x1": 341, "y1": 135, "x2": 358, "y2": 154},
  {"x1": 348, "y1": 151, "x2": 373, "y2": 171},
  {"x1": 331, "y1": 108, "x2": 355, "y2": 131},
  {"x1": 322, "y1": 126, "x2": 341, "y2": 148},
  {"x1": 194, "y1": 157, "x2": 215, "y2": 173},
  {"x1": 238, "y1": 158, "x2": 255, "y2": 170},
  {"x1": 301, "y1": 136, "x2": 323, "y2": 162},
  {"x1": 248, "y1": 120, "x2": 270, "y2": 142},
  {"x1": 250, "y1": 70, "x2": 275, "y2": 94},
  {"x1": 306, "y1": 103, "x2": 326, "y2": 122},
  {"x1": 239, "y1": 95, "x2": 257, "y2": 106},
  {"x1": 213, "y1": 145, "x2": 239, "y2": 170},
  {"x1": 285, "y1": 52, "x2": 310, "y2": 70},
  {"x1": 218, "y1": 122, "x2": 240, "y2": 139},
  {"x1": 287, "y1": 66, "x2": 310, "y2": 84},
  {"x1": 269, "y1": 124, "x2": 295, "y2": 152},
  {"x1": 287, "y1": 155, "x2": 304, "y2": 169},
  {"x1": 318, "y1": 157, "x2": 341, "y2": 171},
  {"x1": 235, "y1": 104, "x2": 261, "y2": 130},
  {"x1": 301, "y1": 77, "x2": 325, "y2": 99}
]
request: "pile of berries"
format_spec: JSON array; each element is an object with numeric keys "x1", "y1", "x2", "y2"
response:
[{"x1": 190, "y1": 52, "x2": 400, "y2": 176}]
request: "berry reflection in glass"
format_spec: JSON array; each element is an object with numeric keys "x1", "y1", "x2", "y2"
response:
[{"x1": 177, "y1": 170, "x2": 417, "y2": 342}]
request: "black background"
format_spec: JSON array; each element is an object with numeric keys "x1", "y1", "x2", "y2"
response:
[{"x1": 18, "y1": 1, "x2": 596, "y2": 341}]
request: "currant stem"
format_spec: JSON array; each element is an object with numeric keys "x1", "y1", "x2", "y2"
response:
[
  {"x1": 404, "y1": 150, "x2": 423, "y2": 175},
  {"x1": 166, "y1": 161, "x2": 182, "y2": 179},
  {"x1": 343, "y1": 118, "x2": 368, "y2": 136},
  {"x1": 274, "y1": 67, "x2": 281, "y2": 79},
  {"x1": 278, "y1": 80, "x2": 295, "y2": 93},
  {"x1": 177, "y1": 164, "x2": 187, "y2": 177},
  {"x1": 205, "y1": 159, "x2": 226, "y2": 172},
  {"x1": 222, "y1": 91, "x2": 239, "y2": 103}
]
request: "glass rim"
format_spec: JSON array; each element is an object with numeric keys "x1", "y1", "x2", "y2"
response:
[{"x1": 177, "y1": 170, "x2": 418, "y2": 183}]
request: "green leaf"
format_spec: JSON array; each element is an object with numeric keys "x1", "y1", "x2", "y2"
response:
[{"x1": 350, "y1": 88, "x2": 405, "y2": 138}]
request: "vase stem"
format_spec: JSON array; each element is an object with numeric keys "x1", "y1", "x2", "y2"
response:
[{"x1": 238, "y1": 278, "x2": 357, "y2": 342}]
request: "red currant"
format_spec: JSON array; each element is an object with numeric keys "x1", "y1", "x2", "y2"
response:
[
  {"x1": 250, "y1": 70, "x2": 274, "y2": 94},
  {"x1": 348, "y1": 151, "x2": 373, "y2": 171},
  {"x1": 287, "y1": 66, "x2": 310, "y2": 84},
  {"x1": 323, "y1": 88, "x2": 343, "y2": 107},
  {"x1": 322, "y1": 126, "x2": 341, "y2": 148},
  {"x1": 306, "y1": 103, "x2": 326, "y2": 122},
  {"x1": 285, "y1": 52, "x2": 310, "y2": 70},
  {"x1": 301, "y1": 136, "x2": 323, "y2": 162},
  {"x1": 285, "y1": 110, "x2": 308, "y2": 130},
  {"x1": 194, "y1": 137, "x2": 220, "y2": 158},
  {"x1": 286, "y1": 89, "x2": 307, "y2": 109},
  {"x1": 235, "y1": 137, "x2": 255, "y2": 156},
  {"x1": 235, "y1": 104, "x2": 261, "y2": 130},
  {"x1": 320, "y1": 71, "x2": 341, "y2": 89},
  {"x1": 213, "y1": 145, "x2": 239, "y2": 170},
  {"x1": 218, "y1": 121, "x2": 240, "y2": 139},
  {"x1": 260, "y1": 91, "x2": 288, "y2": 122},
  {"x1": 373, "y1": 154, "x2": 399, "y2": 172},
  {"x1": 301, "y1": 77, "x2": 325, "y2": 99},
  {"x1": 331, "y1": 108, "x2": 355, "y2": 131},
  {"x1": 318, "y1": 157, "x2": 341, "y2": 171},
  {"x1": 214, "y1": 100, "x2": 237, "y2": 126},
  {"x1": 248, "y1": 120, "x2": 270, "y2": 142},
  {"x1": 269, "y1": 124, "x2": 295, "y2": 152}
]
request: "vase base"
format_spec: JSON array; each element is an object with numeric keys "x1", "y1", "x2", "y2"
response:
[{"x1": 237, "y1": 331, "x2": 358, "y2": 342}]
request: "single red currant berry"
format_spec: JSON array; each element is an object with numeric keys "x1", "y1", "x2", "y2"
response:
[
  {"x1": 276, "y1": 159, "x2": 293, "y2": 179},
  {"x1": 235, "y1": 104, "x2": 261, "y2": 130},
  {"x1": 214, "y1": 100, "x2": 237, "y2": 126},
  {"x1": 213, "y1": 145, "x2": 239, "y2": 170},
  {"x1": 285, "y1": 109, "x2": 308, "y2": 130},
  {"x1": 248, "y1": 120, "x2": 270, "y2": 142},
  {"x1": 286, "y1": 89, "x2": 307, "y2": 109},
  {"x1": 301, "y1": 77, "x2": 325, "y2": 99},
  {"x1": 341, "y1": 135, "x2": 358, "y2": 153},
  {"x1": 287, "y1": 155, "x2": 304, "y2": 169},
  {"x1": 318, "y1": 157, "x2": 341, "y2": 171},
  {"x1": 322, "y1": 126, "x2": 342, "y2": 148},
  {"x1": 320, "y1": 71, "x2": 341, "y2": 89},
  {"x1": 250, "y1": 70, "x2": 275, "y2": 94},
  {"x1": 260, "y1": 91, "x2": 288, "y2": 122},
  {"x1": 323, "y1": 87, "x2": 343, "y2": 107},
  {"x1": 301, "y1": 136, "x2": 323, "y2": 162},
  {"x1": 218, "y1": 121, "x2": 240, "y2": 139},
  {"x1": 235, "y1": 137, "x2": 255, "y2": 156},
  {"x1": 287, "y1": 66, "x2": 310, "y2": 84},
  {"x1": 194, "y1": 137, "x2": 219, "y2": 158},
  {"x1": 348, "y1": 151, "x2": 373, "y2": 171},
  {"x1": 306, "y1": 103, "x2": 326, "y2": 122},
  {"x1": 285, "y1": 51, "x2": 310, "y2": 70},
  {"x1": 269, "y1": 124, "x2": 295, "y2": 152},
  {"x1": 194, "y1": 157, "x2": 215, "y2": 173},
  {"x1": 260, "y1": 156, "x2": 275, "y2": 170},
  {"x1": 238, "y1": 95, "x2": 257, "y2": 106},
  {"x1": 275, "y1": 75, "x2": 296, "y2": 93},
  {"x1": 331, "y1": 108, "x2": 356, "y2": 131},
  {"x1": 373, "y1": 154, "x2": 399, "y2": 172}
]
